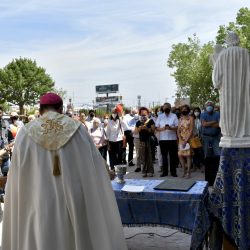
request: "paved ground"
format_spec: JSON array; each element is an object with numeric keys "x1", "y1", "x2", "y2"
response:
[
  {"x1": 121, "y1": 158, "x2": 205, "y2": 250},
  {"x1": 125, "y1": 159, "x2": 205, "y2": 181},
  {"x1": 124, "y1": 226, "x2": 192, "y2": 250}
]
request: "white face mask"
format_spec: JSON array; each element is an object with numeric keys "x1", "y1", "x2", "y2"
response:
[
  {"x1": 134, "y1": 114, "x2": 139, "y2": 120},
  {"x1": 112, "y1": 113, "x2": 117, "y2": 119},
  {"x1": 103, "y1": 119, "x2": 108, "y2": 124},
  {"x1": 194, "y1": 112, "x2": 200, "y2": 117}
]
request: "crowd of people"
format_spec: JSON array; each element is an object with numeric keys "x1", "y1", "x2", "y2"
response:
[
  {"x1": 0, "y1": 99, "x2": 221, "y2": 181},
  {"x1": 35, "y1": 100, "x2": 220, "y2": 180}
]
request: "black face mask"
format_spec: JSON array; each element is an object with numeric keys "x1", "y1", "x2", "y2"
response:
[
  {"x1": 90, "y1": 113, "x2": 95, "y2": 118},
  {"x1": 164, "y1": 108, "x2": 170, "y2": 114},
  {"x1": 182, "y1": 111, "x2": 189, "y2": 116}
]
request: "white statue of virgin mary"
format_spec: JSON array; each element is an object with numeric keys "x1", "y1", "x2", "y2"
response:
[{"x1": 212, "y1": 31, "x2": 250, "y2": 147}]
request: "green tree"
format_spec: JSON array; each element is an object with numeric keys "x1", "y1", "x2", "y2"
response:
[
  {"x1": 168, "y1": 8, "x2": 250, "y2": 107},
  {"x1": 167, "y1": 35, "x2": 218, "y2": 107},
  {"x1": 0, "y1": 58, "x2": 54, "y2": 114},
  {"x1": 216, "y1": 7, "x2": 250, "y2": 49}
]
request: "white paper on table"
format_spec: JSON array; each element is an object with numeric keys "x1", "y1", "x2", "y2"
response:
[{"x1": 121, "y1": 185, "x2": 145, "y2": 193}]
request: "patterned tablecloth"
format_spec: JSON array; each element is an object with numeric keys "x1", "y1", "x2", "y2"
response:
[
  {"x1": 209, "y1": 148, "x2": 250, "y2": 250},
  {"x1": 112, "y1": 179, "x2": 210, "y2": 250}
]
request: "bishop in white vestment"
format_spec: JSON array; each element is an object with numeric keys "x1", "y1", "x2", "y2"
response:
[{"x1": 2, "y1": 93, "x2": 127, "y2": 250}]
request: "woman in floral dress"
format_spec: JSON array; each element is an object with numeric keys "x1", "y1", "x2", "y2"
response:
[{"x1": 177, "y1": 105, "x2": 194, "y2": 178}]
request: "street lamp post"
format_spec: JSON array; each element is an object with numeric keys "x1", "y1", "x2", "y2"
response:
[{"x1": 137, "y1": 95, "x2": 141, "y2": 109}]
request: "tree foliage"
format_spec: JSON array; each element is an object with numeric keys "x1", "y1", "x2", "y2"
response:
[
  {"x1": 168, "y1": 7, "x2": 250, "y2": 107},
  {"x1": 0, "y1": 58, "x2": 54, "y2": 114},
  {"x1": 216, "y1": 7, "x2": 250, "y2": 50},
  {"x1": 167, "y1": 35, "x2": 218, "y2": 107}
]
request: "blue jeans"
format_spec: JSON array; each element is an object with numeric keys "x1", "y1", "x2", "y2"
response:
[{"x1": 202, "y1": 135, "x2": 221, "y2": 158}]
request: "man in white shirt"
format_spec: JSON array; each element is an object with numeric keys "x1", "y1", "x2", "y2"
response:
[
  {"x1": 155, "y1": 103, "x2": 178, "y2": 177},
  {"x1": 122, "y1": 109, "x2": 135, "y2": 166}
]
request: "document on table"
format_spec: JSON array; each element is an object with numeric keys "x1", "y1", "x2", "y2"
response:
[{"x1": 121, "y1": 185, "x2": 145, "y2": 192}]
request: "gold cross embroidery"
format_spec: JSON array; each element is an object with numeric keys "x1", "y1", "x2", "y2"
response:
[{"x1": 41, "y1": 119, "x2": 63, "y2": 134}]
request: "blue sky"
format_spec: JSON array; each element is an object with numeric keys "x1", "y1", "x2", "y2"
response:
[{"x1": 0, "y1": 0, "x2": 249, "y2": 107}]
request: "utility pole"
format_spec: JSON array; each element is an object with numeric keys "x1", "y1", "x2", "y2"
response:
[{"x1": 137, "y1": 95, "x2": 141, "y2": 109}]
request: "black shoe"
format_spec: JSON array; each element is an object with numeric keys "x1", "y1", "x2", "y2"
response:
[
  {"x1": 129, "y1": 163, "x2": 135, "y2": 167},
  {"x1": 134, "y1": 168, "x2": 141, "y2": 172},
  {"x1": 160, "y1": 173, "x2": 168, "y2": 177},
  {"x1": 171, "y1": 174, "x2": 178, "y2": 177}
]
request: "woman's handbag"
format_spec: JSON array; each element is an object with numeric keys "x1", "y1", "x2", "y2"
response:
[{"x1": 189, "y1": 136, "x2": 202, "y2": 148}]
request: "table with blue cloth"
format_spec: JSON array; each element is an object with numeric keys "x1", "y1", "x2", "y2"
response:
[{"x1": 112, "y1": 179, "x2": 210, "y2": 250}]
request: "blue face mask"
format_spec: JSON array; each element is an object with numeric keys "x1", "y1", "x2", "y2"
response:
[
  {"x1": 206, "y1": 106, "x2": 213, "y2": 112},
  {"x1": 157, "y1": 111, "x2": 162, "y2": 116}
]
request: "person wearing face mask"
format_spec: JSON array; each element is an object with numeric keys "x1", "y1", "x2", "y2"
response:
[
  {"x1": 192, "y1": 107, "x2": 204, "y2": 172},
  {"x1": 155, "y1": 103, "x2": 179, "y2": 177},
  {"x1": 106, "y1": 108, "x2": 125, "y2": 170},
  {"x1": 90, "y1": 118, "x2": 107, "y2": 160},
  {"x1": 86, "y1": 110, "x2": 101, "y2": 131},
  {"x1": 102, "y1": 114, "x2": 109, "y2": 128},
  {"x1": 9, "y1": 112, "x2": 24, "y2": 139},
  {"x1": 201, "y1": 101, "x2": 221, "y2": 191},
  {"x1": 0, "y1": 107, "x2": 14, "y2": 176},
  {"x1": 101, "y1": 115, "x2": 109, "y2": 160},
  {"x1": 86, "y1": 109, "x2": 95, "y2": 122},
  {"x1": 134, "y1": 107, "x2": 155, "y2": 177},
  {"x1": 153, "y1": 107, "x2": 163, "y2": 172},
  {"x1": 201, "y1": 101, "x2": 221, "y2": 159},
  {"x1": 79, "y1": 112, "x2": 90, "y2": 131},
  {"x1": 129, "y1": 109, "x2": 141, "y2": 171},
  {"x1": 122, "y1": 109, "x2": 135, "y2": 166},
  {"x1": 177, "y1": 105, "x2": 194, "y2": 178},
  {"x1": 174, "y1": 108, "x2": 181, "y2": 119},
  {"x1": 193, "y1": 107, "x2": 202, "y2": 136}
]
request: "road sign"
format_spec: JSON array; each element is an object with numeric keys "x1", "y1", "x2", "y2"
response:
[
  {"x1": 96, "y1": 84, "x2": 119, "y2": 94},
  {"x1": 96, "y1": 96, "x2": 120, "y2": 104}
]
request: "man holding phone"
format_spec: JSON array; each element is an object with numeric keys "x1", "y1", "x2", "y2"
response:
[{"x1": 155, "y1": 103, "x2": 179, "y2": 177}]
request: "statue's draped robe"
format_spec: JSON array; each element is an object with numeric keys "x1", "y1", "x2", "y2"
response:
[
  {"x1": 2, "y1": 111, "x2": 127, "y2": 250},
  {"x1": 211, "y1": 45, "x2": 250, "y2": 249},
  {"x1": 213, "y1": 46, "x2": 250, "y2": 147}
]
